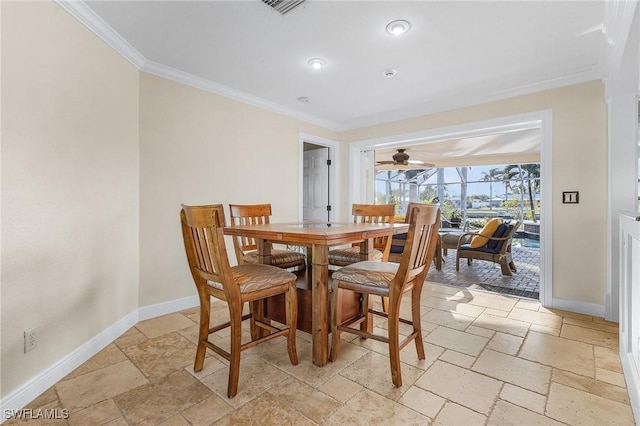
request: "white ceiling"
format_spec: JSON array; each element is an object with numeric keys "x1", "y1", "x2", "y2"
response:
[{"x1": 77, "y1": 0, "x2": 607, "y2": 131}]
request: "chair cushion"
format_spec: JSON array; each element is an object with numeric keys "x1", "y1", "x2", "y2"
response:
[
  {"x1": 243, "y1": 249, "x2": 305, "y2": 266},
  {"x1": 493, "y1": 224, "x2": 514, "y2": 252},
  {"x1": 440, "y1": 232, "x2": 463, "y2": 249},
  {"x1": 332, "y1": 261, "x2": 398, "y2": 289},
  {"x1": 394, "y1": 215, "x2": 406, "y2": 223},
  {"x1": 470, "y1": 218, "x2": 502, "y2": 248},
  {"x1": 390, "y1": 232, "x2": 408, "y2": 254},
  {"x1": 207, "y1": 263, "x2": 296, "y2": 294},
  {"x1": 459, "y1": 243, "x2": 500, "y2": 254},
  {"x1": 486, "y1": 223, "x2": 509, "y2": 250},
  {"x1": 329, "y1": 247, "x2": 383, "y2": 265}
]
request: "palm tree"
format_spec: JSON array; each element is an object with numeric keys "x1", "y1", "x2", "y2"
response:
[
  {"x1": 503, "y1": 164, "x2": 540, "y2": 222},
  {"x1": 481, "y1": 167, "x2": 502, "y2": 210}
]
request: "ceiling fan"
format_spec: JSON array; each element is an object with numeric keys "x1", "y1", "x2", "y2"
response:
[{"x1": 375, "y1": 149, "x2": 435, "y2": 169}]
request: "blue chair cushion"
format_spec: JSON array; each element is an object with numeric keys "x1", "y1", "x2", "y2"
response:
[
  {"x1": 459, "y1": 243, "x2": 501, "y2": 254},
  {"x1": 486, "y1": 223, "x2": 508, "y2": 250},
  {"x1": 390, "y1": 232, "x2": 408, "y2": 254},
  {"x1": 493, "y1": 224, "x2": 514, "y2": 252}
]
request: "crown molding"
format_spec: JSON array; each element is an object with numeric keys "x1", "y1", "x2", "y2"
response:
[
  {"x1": 54, "y1": 0, "x2": 341, "y2": 131},
  {"x1": 140, "y1": 60, "x2": 341, "y2": 131},
  {"x1": 54, "y1": 0, "x2": 145, "y2": 69},
  {"x1": 338, "y1": 67, "x2": 601, "y2": 131}
]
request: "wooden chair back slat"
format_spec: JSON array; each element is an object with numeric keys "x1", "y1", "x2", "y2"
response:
[
  {"x1": 351, "y1": 203, "x2": 396, "y2": 260},
  {"x1": 229, "y1": 204, "x2": 273, "y2": 262},
  {"x1": 393, "y1": 204, "x2": 440, "y2": 290},
  {"x1": 181, "y1": 204, "x2": 238, "y2": 299}
]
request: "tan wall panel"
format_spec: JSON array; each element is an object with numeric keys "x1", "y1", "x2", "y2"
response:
[
  {"x1": 1, "y1": 1, "x2": 140, "y2": 397},
  {"x1": 138, "y1": 73, "x2": 338, "y2": 306}
]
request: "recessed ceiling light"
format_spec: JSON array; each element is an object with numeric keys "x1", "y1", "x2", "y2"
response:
[
  {"x1": 307, "y1": 58, "x2": 326, "y2": 70},
  {"x1": 386, "y1": 19, "x2": 411, "y2": 36},
  {"x1": 383, "y1": 68, "x2": 397, "y2": 77}
]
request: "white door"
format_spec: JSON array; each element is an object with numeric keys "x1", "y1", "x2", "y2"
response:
[{"x1": 303, "y1": 148, "x2": 330, "y2": 221}]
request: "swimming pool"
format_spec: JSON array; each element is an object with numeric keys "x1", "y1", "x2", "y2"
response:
[{"x1": 512, "y1": 234, "x2": 540, "y2": 248}]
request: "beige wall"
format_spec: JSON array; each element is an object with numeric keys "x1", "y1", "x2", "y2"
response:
[
  {"x1": 138, "y1": 73, "x2": 338, "y2": 306},
  {"x1": 341, "y1": 81, "x2": 608, "y2": 304},
  {"x1": 1, "y1": 1, "x2": 140, "y2": 397}
]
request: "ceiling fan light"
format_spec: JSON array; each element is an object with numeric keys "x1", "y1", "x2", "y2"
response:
[
  {"x1": 376, "y1": 148, "x2": 435, "y2": 170},
  {"x1": 392, "y1": 148, "x2": 410, "y2": 164}
]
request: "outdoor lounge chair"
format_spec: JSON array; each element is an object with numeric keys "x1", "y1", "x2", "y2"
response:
[{"x1": 455, "y1": 220, "x2": 521, "y2": 276}]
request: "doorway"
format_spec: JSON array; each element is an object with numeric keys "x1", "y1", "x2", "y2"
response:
[
  {"x1": 303, "y1": 145, "x2": 330, "y2": 221},
  {"x1": 298, "y1": 133, "x2": 339, "y2": 222},
  {"x1": 348, "y1": 111, "x2": 553, "y2": 306}
]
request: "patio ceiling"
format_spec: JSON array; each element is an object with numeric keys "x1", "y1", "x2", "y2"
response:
[{"x1": 375, "y1": 128, "x2": 541, "y2": 170}]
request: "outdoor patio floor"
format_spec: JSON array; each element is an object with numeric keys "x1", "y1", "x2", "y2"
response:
[{"x1": 427, "y1": 244, "x2": 540, "y2": 300}]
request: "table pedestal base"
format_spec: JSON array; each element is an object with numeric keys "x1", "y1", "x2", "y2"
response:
[{"x1": 264, "y1": 271, "x2": 360, "y2": 334}]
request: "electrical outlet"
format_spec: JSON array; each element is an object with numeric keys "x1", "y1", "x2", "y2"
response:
[{"x1": 24, "y1": 328, "x2": 37, "y2": 353}]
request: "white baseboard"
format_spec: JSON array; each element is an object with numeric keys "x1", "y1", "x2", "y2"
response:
[
  {"x1": 138, "y1": 295, "x2": 199, "y2": 321},
  {"x1": 0, "y1": 295, "x2": 201, "y2": 419},
  {"x1": 551, "y1": 297, "x2": 606, "y2": 318},
  {"x1": 620, "y1": 346, "x2": 640, "y2": 425},
  {"x1": 0, "y1": 311, "x2": 138, "y2": 418}
]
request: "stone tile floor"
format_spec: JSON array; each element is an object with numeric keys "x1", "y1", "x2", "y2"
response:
[
  {"x1": 429, "y1": 244, "x2": 540, "y2": 300},
  {"x1": 8, "y1": 281, "x2": 633, "y2": 425}
]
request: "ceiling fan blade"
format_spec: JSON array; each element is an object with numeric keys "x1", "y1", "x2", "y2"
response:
[
  {"x1": 408, "y1": 160, "x2": 435, "y2": 167},
  {"x1": 376, "y1": 148, "x2": 435, "y2": 169},
  {"x1": 375, "y1": 163, "x2": 435, "y2": 171}
]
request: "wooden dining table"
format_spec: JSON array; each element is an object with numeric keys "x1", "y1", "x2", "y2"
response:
[{"x1": 224, "y1": 221, "x2": 409, "y2": 366}]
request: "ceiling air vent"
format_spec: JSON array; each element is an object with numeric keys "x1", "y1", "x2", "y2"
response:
[{"x1": 262, "y1": 0, "x2": 305, "y2": 15}]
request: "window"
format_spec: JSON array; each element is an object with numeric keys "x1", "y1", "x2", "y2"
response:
[{"x1": 375, "y1": 163, "x2": 540, "y2": 228}]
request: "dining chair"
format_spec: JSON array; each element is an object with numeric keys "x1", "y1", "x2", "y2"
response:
[
  {"x1": 388, "y1": 201, "x2": 443, "y2": 270},
  {"x1": 180, "y1": 204, "x2": 298, "y2": 398},
  {"x1": 328, "y1": 203, "x2": 396, "y2": 267},
  {"x1": 329, "y1": 204, "x2": 440, "y2": 387},
  {"x1": 387, "y1": 201, "x2": 424, "y2": 263},
  {"x1": 328, "y1": 203, "x2": 396, "y2": 313},
  {"x1": 229, "y1": 204, "x2": 306, "y2": 273}
]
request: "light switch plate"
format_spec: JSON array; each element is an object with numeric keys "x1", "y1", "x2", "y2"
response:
[{"x1": 562, "y1": 191, "x2": 579, "y2": 204}]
